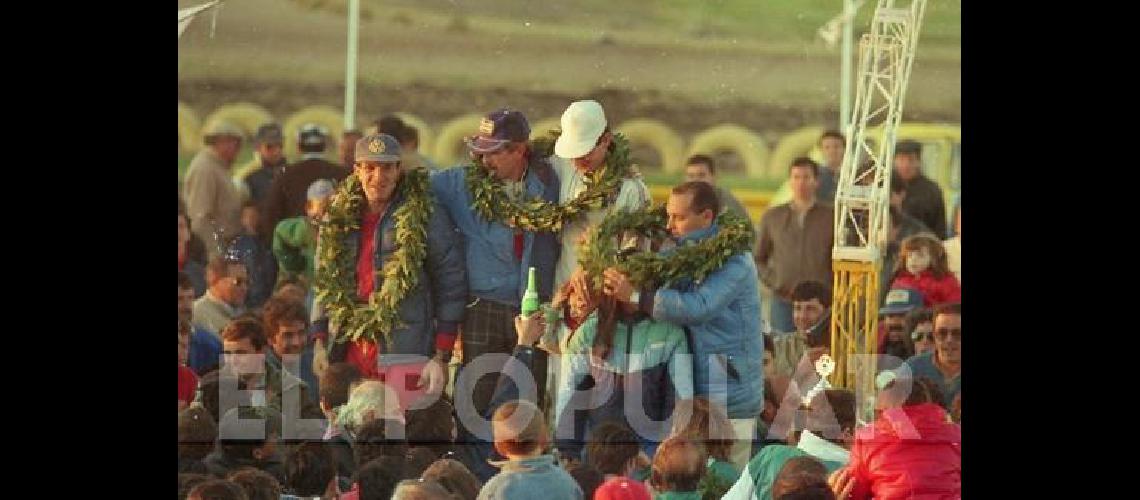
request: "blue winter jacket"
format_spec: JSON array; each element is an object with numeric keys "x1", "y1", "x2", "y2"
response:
[
  {"x1": 430, "y1": 156, "x2": 561, "y2": 304},
  {"x1": 650, "y1": 223, "x2": 764, "y2": 419},
  {"x1": 314, "y1": 179, "x2": 468, "y2": 362},
  {"x1": 187, "y1": 325, "x2": 222, "y2": 376}
]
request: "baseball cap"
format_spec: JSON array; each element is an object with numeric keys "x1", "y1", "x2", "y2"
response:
[
  {"x1": 594, "y1": 477, "x2": 651, "y2": 500},
  {"x1": 298, "y1": 124, "x2": 329, "y2": 149},
  {"x1": 254, "y1": 123, "x2": 283, "y2": 145},
  {"x1": 554, "y1": 100, "x2": 607, "y2": 159},
  {"x1": 306, "y1": 179, "x2": 336, "y2": 201},
  {"x1": 354, "y1": 133, "x2": 402, "y2": 163},
  {"x1": 464, "y1": 109, "x2": 531, "y2": 154},
  {"x1": 895, "y1": 140, "x2": 922, "y2": 155},
  {"x1": 879, "y1": 287, "x2": 924, "y2": 316}
]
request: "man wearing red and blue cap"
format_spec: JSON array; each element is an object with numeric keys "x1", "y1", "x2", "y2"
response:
[{"x1": 428, "y1": 108, "x2": 561, "y2": 437}]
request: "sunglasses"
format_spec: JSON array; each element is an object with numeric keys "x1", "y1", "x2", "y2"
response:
[
  {"x1": 934, "y1": 327, "x2": 962, "y2": 341},
  {"x1": 911, "y1": 330, "x2": 934, "y2": 342}
]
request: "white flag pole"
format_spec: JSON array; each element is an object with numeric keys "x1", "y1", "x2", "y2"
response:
[
  {"x1": 344, "y1": 0, "x2": 360, "y2": 129},
  {"x1": 840, "y1": 0, "x2": 854, "y2": 133}
]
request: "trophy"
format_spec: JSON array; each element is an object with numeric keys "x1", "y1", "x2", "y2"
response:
[{"x1": 801, "y1": 354, "x2": 835, "y2": 407}]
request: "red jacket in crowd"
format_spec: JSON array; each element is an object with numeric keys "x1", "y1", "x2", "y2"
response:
[
  {"x1": 890, "y1": 270, "x2": 961, "y2": 307},
  {"x1": 178, "y1": 365, "x2": 198, "y2": 406},
  {"x1": 846, "y1": 403, "x2": 961, "y2": 500}
]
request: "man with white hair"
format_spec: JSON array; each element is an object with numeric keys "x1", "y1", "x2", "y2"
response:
[
  {"x1": 336, "y1": 380, "x2": 407, "y2": 438},
  {"x1": 184, "y1": 120, "x2": 245, "y2": 256}
]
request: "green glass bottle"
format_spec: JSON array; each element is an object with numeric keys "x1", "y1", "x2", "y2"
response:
[{"x1": 521, "y1": 267, "x2": 540, "y2": 316}]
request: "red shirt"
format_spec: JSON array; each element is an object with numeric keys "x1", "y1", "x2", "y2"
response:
[
  {"x1": 356, "y1": 210, "x2": 383, "y2": 300},
  {"x1": 346, "y1": 340, "x2": 382, "y2": 379},
  {"x1": 178, "y1": 365, "x2": 198, "y2": 404},
  {"x1": 352, "y1": 210, "x2": 386, "y2": 377}
]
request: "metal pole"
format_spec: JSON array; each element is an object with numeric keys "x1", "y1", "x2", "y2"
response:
[
  {"x1": 344, "y1": 0, "x2": 360, "y2": 129},
  {"x1": 840, "y1": 0, "x2": 854, "y2": 133}
]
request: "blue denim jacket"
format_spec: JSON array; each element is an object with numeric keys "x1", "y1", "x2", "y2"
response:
[
  {"x1": 651, "y1": 224, "x2": 764, "y2": 419},
  {"x1": 430, "y1": 156, "x2": 561, "y2": 304}
]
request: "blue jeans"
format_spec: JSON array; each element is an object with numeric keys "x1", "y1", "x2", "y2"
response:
[{"x1": 769, "y1": 295, "x2": 795, "y2": 334}]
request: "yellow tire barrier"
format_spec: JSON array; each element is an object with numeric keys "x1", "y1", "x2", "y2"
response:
[
  {"x1": 529, "y1": 117, "x2": 561, "y2": 140},
  {"x1": 202, "y1": 102, "x2": 275, "y2": 142},
  {"x1": 767, "y1": 126, "x2": 824, "y2": 180},
  {"x1": 394, "y1": 112, "x2": 434, "y2": 156},
  {"x1": 686, "y1": 124, "x2": 771, "y2": 179},
  {"x1": 648, "y1": 184, "x2": 774, "y2": 223},
  {"x1": 432, "y1": 113, "x2": 483, "y2": 167},
  {"x1": 615, "y1": 119, "x2": 684, "y2": 173},
  {"x1": 178, "y1": 102, "x2": 202, "y2": 154},
  {"x1": 283, "y1": 105, "x2": 345, "y2": 162}
]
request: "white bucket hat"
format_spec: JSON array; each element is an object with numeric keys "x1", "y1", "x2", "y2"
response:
[{"x1": 554, "y1": 100, "x2": 607, "y2": 159}]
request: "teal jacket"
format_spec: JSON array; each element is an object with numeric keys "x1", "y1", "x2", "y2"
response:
[
  {"x1": 722, "y1": 443, "x2": 845, "y2": 500},
  {"x1": 553, "y1": 311, "x2": 694, "y2": 459}
]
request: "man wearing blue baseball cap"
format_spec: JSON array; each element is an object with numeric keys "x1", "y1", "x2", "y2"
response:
[
  {"x1": 311, "y1": 133, "x2": 467, "y2": 411},
  {"x1": 878, "y1": 287, "x2": 925, "y2": 365},
  {"x1": 429, "y1": 108, "x2": 561, "y2": 455}
]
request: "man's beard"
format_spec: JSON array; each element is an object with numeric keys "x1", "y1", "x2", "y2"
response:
[{"x1": 883, "y1": 340, "x2": 911, "y2": 360}]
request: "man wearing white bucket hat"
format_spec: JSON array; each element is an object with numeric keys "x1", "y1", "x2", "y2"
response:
[{"x1": 551, "y1": 100, "x2": 651, "y2": 292}]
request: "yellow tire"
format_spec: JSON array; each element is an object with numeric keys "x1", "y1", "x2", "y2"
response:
[
  {"x1": 686, "y1": 124, "x2": 770, "y2": 179},
  {"x1": 432, "y1": 113, "x2": 483, "y2": 167},
  {"x1": 615, "y1": 119, "x2": 684, "y2": 173},
  {"x1": 202, "y1": 102, "x2": 275, "y2": 142},
  {"x1": 393, "y1": 112, "x2": 434, "y2": 156},
  {"x1": 768, "y1": 126, "x2": 825, "y2": 180},
  {"x1": 178, "y1": 102, "x2": 202, "y2": 155},
  {"x1": 283, "y1": 105, "x2": 344, "y2": 163},
  {"x1": 529, "y1": 117, "x2": 561, "y2": 140}
]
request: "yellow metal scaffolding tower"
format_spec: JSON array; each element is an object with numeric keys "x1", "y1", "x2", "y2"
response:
[{"x1": 828, "y1": 0, "x2": 927, "y2": 421}]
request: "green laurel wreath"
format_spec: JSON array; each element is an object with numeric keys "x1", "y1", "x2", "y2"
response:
[
  {"x1": 314, "y1": 169, "x2": 432, "y2": 346},
  {"x1": 577, "y1": 204, "x2": 755, "y2": 289},
  {"x1": 465, "y1": 131, "x2": 640, "y2": 232}
]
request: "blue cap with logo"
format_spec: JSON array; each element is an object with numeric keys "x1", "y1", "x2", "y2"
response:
[
  {"x1": 879, "y1": 287, "x2": 924, "y2": 316},
  {"x1": 464, "y1": 109, "x2": 531, "y2": 154},
  {"x1": 354, "y1": 133, "x2": 402, "y2": 163}
]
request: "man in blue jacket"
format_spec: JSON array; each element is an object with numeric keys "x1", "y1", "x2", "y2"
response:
[
  {"x1": 603, "y1": 181, "x2": 764, "y2": 470},
  {"x1": 430, "y1": 109, "x2": 560, "y2": 422},
  {"x1": 181, "y1": 270, "x2": 222, "y2": 375},
  {"x1": 312, "y1": 133, "x2": 467, "y2": 411}
]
